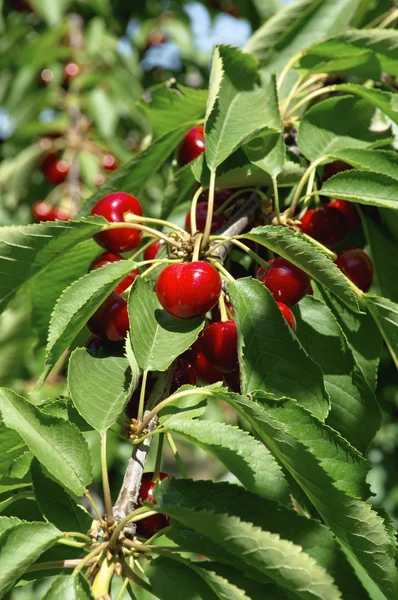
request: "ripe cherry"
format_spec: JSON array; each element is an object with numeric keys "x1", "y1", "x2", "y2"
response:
[
  {"x1": 277, "y1": 302, "x2": 297, "y2": 332},
  {"x1": 87, "y1": 293, "x2": 129, "y2": 341},
  {"x1": 201, "y1": 320, "x2": 238, "y2": 373},
  {"x1": 262, "y1": 257, "x2": 311, "y2": 306},
  {"x1": 136, "y1": 473, "x2": 171, "y2": 536},
  {"x1": 189, "y1": 340, "x2": 224, "y2": 384},
  {"x1": 91, "y1": 192, "x2": 143, "y2": 253},
  {"x1": 63, "y1": 62, "x2": 79, "y2": 84},
  {"x1": 144, "y1": 240, "x2": 162, "y2": 262},
  {"x1": 89, "y1": 252, "x2": 140, "y2": 294},
  {"x1": 32, "y1": 201, "x2": 69, "y2": 222},
  {"x1": 198, "y1": 188, "x2": 233, "y2": 205},
  {"x1": 335, "y1": 248, "x2": 373, "y2": 292},
  {"x1": 299, "y1": 205, "x2": 346, "y2": 247},
  {"x1": 172, "y1": 356, "x2": 197, "y2": 391},
  {"x1": 185, "y1": 202, "x2": 227, "y2": 234},
  {"x1": 329, "y1": 199, "x2": 360, "y2": 232},
  {"x1": 177, "y1": 126, "x2": 205, "y2": 167},
  {"x1": 322, "y1": 161, "x2": 352, "y2": 182},
  {"x1": 156, "y1": 261, "x2": 221, "y2": 319},
  {"x1": 224, "y1": 369, "x2": 241, "y2": 393},
  {"x1": 41, "y1": 153, "x2": 70, "y2": 185},
  {"x1": 103, "y1": 154, "x2": 118, "y2": 171}
]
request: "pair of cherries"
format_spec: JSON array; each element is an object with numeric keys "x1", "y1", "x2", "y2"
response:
[{"x1": 299, "y1": 198, "x2": 360, "y2": 247}]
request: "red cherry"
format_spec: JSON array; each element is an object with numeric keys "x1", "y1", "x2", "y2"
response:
[
  {"x1": 172, "y1": 357, "x2": 197, "y2": 390},
  {"x1": 307, "y1": 285, "x2": 314, "y2": 296},
  {"x1": 322, "y1": 161, "x2": 352, "y2": 182},
  {"x1": 177, "y1": 126, "x2": 205, "y2": 167},
  {"x1": 32, "y1": 201, "x2": 69, "y2": 222},
  {"x1": 201, "y1": 320, "x2": 238, "y2": 373},
  {"x1": 262, "y1": 257, "x2": 311, "y2": 306},
  {"x1": 143, "y1": 240, "x2": 162, "y2": 262},
  {"x1": 91, "y1": 192, "x2": 143, "y2": 253},
  {"x1": 44, "y1": 158, "x2": 70, "y2": 185},
  {"x1": 189, "y1": 340, "x2": 224, "y2": 384},
  {"x1": 64, "y1": 62, "x2": 80, "y2": 83},
  {"x1": 299, "y1": 206, "x2": 346, "y2": 247},
  {"x1": 329, "y1": 199, "x2": 360, "y2": 232},
  {"x1": 224, "y1": 369, "x2": 241, "y2": 393},
  {"x1": 211, "y1": 299, "x2": 233, "y2": 321},
  {"x1": 89, "y1": 252, "x2": 140, "y2": 294},
  {"x1": 136, "y1": 473, "x2": 171, "y2": 536},
  {"x1": 198, "y1": 188, "x2": 233, "y2": 205},
  {"x1": 276, "y1": 302, "x2": 297, "y2": 332},
  {"x1": 185, "y1": 202, "x2": 227, "y2": 234},
  {"x1": 335, "y1": 248, "x2": 373, "y2": 292},
  {"x1": 87, "y1": 293, "x2": 129, "y2": 341},
  {"x1": 103, "y1": 154, "x2": 118, "y2": 171},
  {"x1": 156, "y1": 261, "x2": 221, "y2": 319}
]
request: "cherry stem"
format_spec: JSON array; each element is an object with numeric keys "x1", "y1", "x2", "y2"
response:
[
  {"x1": 189, "y1": 185, "x2": 203, "y2": 235},
  {"x1": 300, "y1": 232, "x2": 338, "y2": 260},
  {"x1": 73, "y1": 542, "x2": 107, "y2": 574},
  {"x1": 192, "y1": 233, "x2": 203, "y2": 262},
  {"x1": 57, "y1": 538, "x2": 87, "y2": 549},
  {"x1": 104, "y1": 222, "x2": 182, "y2": 249},
  {"x1": 137, "y1": 370, "x2": 148, "y2": 425},
  {"x1": 285, "y1": 84, "x2": 337, "y2": 118},
  {"x1": 130, "y1": 237, "x2": 159, "y2": 262},
  {"x1": 286, "y1": 155, "x2": 328, "y2": 219},
  {"x1": 218, "y1": 292, "x2": 229, "y2": 322},
  {"x1": 64, "y1": 531, "x2": 92, "y2": 543},
  {"x1": 101, "y1": 432, "x2": 114, "y2": 526},
  {"x1": 124, "y1": 213, "x2": 187, "y2": 238},
  {"x1": 27, "y1": 558, "x2": 97, "y2": 573},
  {"x1": 210, "y1": 259, "x2": 235, "y2": 282},
  {"x1": 85, "y1": 489, "x2": 105, "y2": 524},
  {"x1": 215, "y1": 187, "x2": 268, "y2": 216},
  {"x1": 109, "y1": 506, "x2": 152, "y2": 550},
  {"x1": 201, "y1": 169, "x2": 217, "y2": 250},
  {"x1": 166, "y1": 432, "x2": 188, "y2": 478},
  {"x1": 378, "y1": 8, "x2": 398, "y2": 29},
  {"x1": 277, "y1": 50, "x2": 304, "y2": 91},
  {"x1": 153, "y1": 433, "x2": 164, "y2": 481},
  {"x1": 271, "y1": 177, "x2": 281, "y2": 224},
  {"x1": 207, "y1": 237, "x2": 270, "y2": 271},
  {"x1": 132, "y1": 428, "x2": 163, "y2": 445}
]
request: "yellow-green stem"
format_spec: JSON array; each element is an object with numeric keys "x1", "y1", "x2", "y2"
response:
[
  {"x1": 105, "y1": 222, "x2": 182, "y2": 249},
  {"x1": 73, "y1": 542, "x2": 107, "y2": 574},
  {"x1": 101, "y1": 432, "x2": 114, "y2": 525},
  {"x1": 124, "y1": 214, "x2": 186, "y2": 237},
  {"x1": 109, "y1": 506, "x2": 152, "y2": 550},
  {"x1": 218, "y1": 292, "x2": 229, "y2": 322},
  {"x1": 277, "y1": 50, "x2": 304, "y2": 91},
  {"x1": 192, "y1": 232, "x2": 203, "y2": 262},
  {"x1": 166, "y1": 432, "x2": 188, "y2": 478},
  {"x1": 210, "y1": 259, "x2": 235, "y2": 282},
  {"x1": 137, "y1": 370, "x2": 148, "y2": 424},
  {"x1": 92, "y1": 557, "x2": 115, "y2": 599},
  {"x1": 287, "y1": 155, "x2": 328, "y2": 218},
  {"x1": 286, "y1": 84, "x2": 337, "y2": 117},
  {"x1": 272, "y1": 177, "x2": 281, "y2": 224},
  {"x1": 189, "y1": 185, "x2": 204, "y2": 235},
  {"x1": 85, "y1": 490, "x2": 104, "y2": 523},
  {"x1": 201, "y1": 169, "x2": 216, "y2": 250},
  {"x1": 214, "y1": 187, "x2": 267, "y2": 216},
  {"x1": 153, "y1": 433, "x2": 164, "y2": 481}
]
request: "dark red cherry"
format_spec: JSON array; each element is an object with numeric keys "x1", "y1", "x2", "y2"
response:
[
  {"x1": 277, "y1": 302, "x2": 297, "y2": 332},
  {"x1": 63, "y1": 62, "x2": 79, "y2": 83},
  {"x1": 156, "y1": 261, "x2": 221, "y2": 319},
  {"x1": 198, "y1": 188, "x2": 233, "y2": 205},
  {"x1": 91, "y1": 192, "x2": 143, "y2": 253},
  {"x1": 136, "y1": 473, "x2": 171, "y2": 536},
  {"x1": 299, "y1": 205, "x2": 346, "y2": 247},
  {"x1": 103, "y1": 154, "x2": 118, "y2": 171},
  {"x1": 329, "y1": 199, "x2": 360, "y2": 232},
  {"x1": 335, "y1": 248, "x2": 373, "y2": 292},
  {"x1": 32, "y1": 201, "x2": 69, "y2": 222},
  {"x1": 87, "y1": 293, "x2": 129, "y2": 341},
  {"x1": 262, "y1": 257, "x2": 311, "y2": 306},
  {"x1": 201, "y1": 320, "x2": 238, "y2": 373},
  {"x1": 144, "y1": 240, "x2": 162, "y2": 262},
  {"x1": 322, "y1": 161, "x2": 352, "y2": 182},
  {"x1": 189, "y1": 340, "x2": 224, "y2": 384},
  {"x1": 89, "y1": 252, "x2": 140, "y2": 294},
  {"x1": 177, "y1": 126, "x2": 205, "y2": 167},
  {"x1": 224, "y1": 369, "x2": 241, "y2": 393},
  {"x1": 85, "y1": 337, "x2": 124, "y2": 356},
  {"x1": 185, "y1": 202, "x2": 227, "y2": 234},
  {"x1": 172, "y1": 357, "x2": 197, "y2": 391}
]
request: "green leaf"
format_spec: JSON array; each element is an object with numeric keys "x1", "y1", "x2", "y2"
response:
[
  {"x1": 0, "y1": 423, "x2": 28, "y2": 478},
  {"x1": 158, "y1": 384, "x2": 216, "y2": 426},
  {"x1": 298, "y1": 28, "x2": 398, "y2": 77},
  {"x1": 42, "y1": 573, "x2": 94, "y2": 600},
  {"x1": 220, "y1": 393, "x2": 398, "y2": 600},
  {"x1": 298, "y1": 48, "x2": 379, "y2": 79},
  {"x1": 0, "y1": 219, "x2": 103, "y2": 315},
  {"x1": 365, "y1": 295, "x2": 398, "y2": 369},
  {"x1": 0, "y1": 389, "x2": 92, "y2": 497},
  {"x1": 161, "y1": 163, "x2": 197, "y2": 220},
  {"x1": 327, "y1": 148, "x2": 398, "y2": 181},
  {"x1": 40, "y1": 259, "x2": 137, "y2": 385},
  {"x1": 0, "y1": 521, "x2": 61, "y2": 597},
  {"x1": 31, "y1": 460, "x2": 92, "y2": 533},
  {"x1": 79, "y1": 126, "x2": 190, "y2": 217},
  {"x1": 205, "y1": 46, "x2": 282, "y2": 170},
  {"x1": 153, "y1": 479, "x2": 342, "y2": 600},
  {"x1": 128, "y1": 277, "x2": 204, "y2": 372},
  {"x1": 68, "y1": 348, "x2": 137, "y2": 435},
  {"x1": 139, "y1": 82, "x2": 207, "y2": 139},
  {"x1": 337, "y1": 83, "x2": 398, "y2": 126},
  {"x1": 361, "y1": 214, "x2": 398, "y2": 302},
  {"x1": 295, "y1": 297, "x2": 380, "y2": 452},
  {"x1": 242, "y1": 225, "x2": 359, "y2": 312},
  {"x1": 243, "y1": 129, "x2": 286, "y2": 179},
  {"x1": 298, "y1": 96, "x2": 391, "y2": 163},
  {"x1": 319, "y1": 288, "x2": 381, "y2": 391},
  {"x1": 320, "y1": 170, "x2": 398, "y2": 210},
  {"x1": 162, "y1": 418, "x2": 291, "y2": 507},
  {"x1": 29, "y1": 239, "x2": 99, "y2": 346},
  {"x1": 228, "y1": 278, "x2": 330, "y2": 420},
  {"x1": 86, "y1": 88, "x2": 118, "y2": 139},
  {"x1": 29, "y1": 0, "x2": 72, "y2": 27}
]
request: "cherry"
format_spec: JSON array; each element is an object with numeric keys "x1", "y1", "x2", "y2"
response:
[
  {"x1": 63, "y1": 62, "x2": 79, "y2": 84},
  {"x1": 211, "y1": 299, "x2": 233, "y2": 322},
  {"x1": 156, "y1": 261, "x2": 221, "y2": 319},
  {"x1": 185, "y1": 202, "x2": 227, "y2": 234},
  {"x1": 224, "y1": 369, "x2": 241, "y2": 393},
  {"x1": 136, "y1": 473, "x2": 171, "y2": 536},
  {"x1": 277, "y1": 302, "x2": 296, "y2": 332},
  {"x1": 143, "y1": 240, "x2": 162, "y2": 262},
  {"x1": 103, "y1": 154, "x2": 118, "y2": 171},
  {"x1": 299, "y1": 205, "x2": 346, "y2": 247},
  {"x1": 39, "y1": 68, "x2": 54, "y2": 87},
  {"x1": 87, "y1": 293, "x2": 129, "y2": 341},
  {"x1": 89, "y1": 252, "x2": 140, "y2": 294},
  {"x1": 177, "y1": 126, "x2": 205, "y2": 167},
  {"x1": 32, "y1": 201, "x2": 69, "y2": 222},
  {"x1": 201, "y1": 320, "x2": 238, "y2": 373},
  {"x1": 91, "y1": 192, "x2": 143, "y2": 253},
  {"x1": 335, "y1": 248, "x2": 373, "y2": 292},
  {"x1": 172, "y1": 357, "x2": 197, "y2": 390},
  {"x1": 189, "y1": 340, "x2": 224, "y2": 384},
  {"x1": 41, "y1": 153, "x2": 70, "y2": 185},
  {"x1": 262, "y1": 257, "x2": 311, "y2": 306},
  {"x1": 198, "y1": 188, "x2": 233, "y2": 205},
  {"x1": 322, "y1": 161, "x2": 352, "y2": 182},
  {"x1": 329, "y1": 199, "x2": 360, "y2": 232}
]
